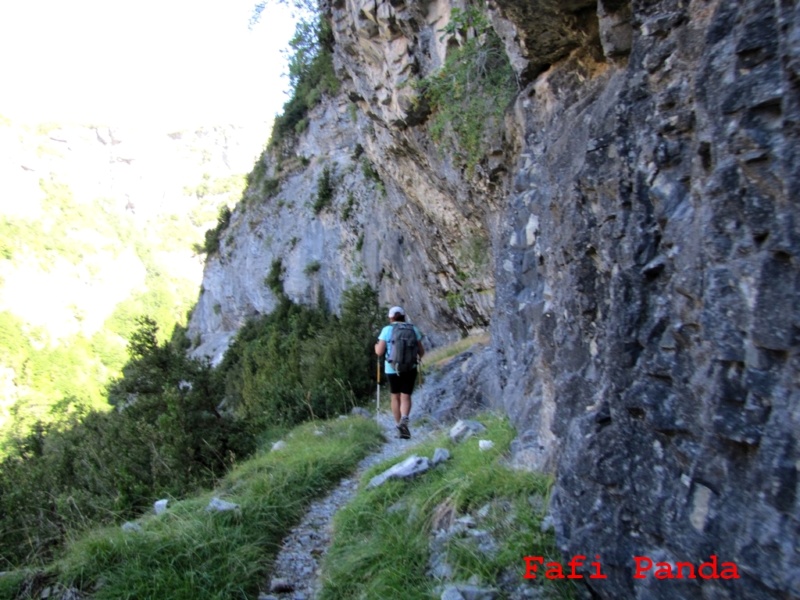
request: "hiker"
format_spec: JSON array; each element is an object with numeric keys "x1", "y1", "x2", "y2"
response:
[{"x1": 375, "y1": 306, "x2": 425, "y2": 439}]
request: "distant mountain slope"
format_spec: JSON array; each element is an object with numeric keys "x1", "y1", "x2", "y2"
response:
[{"x1": 0, "y1": 117, "x2": 267, "y2": 436}]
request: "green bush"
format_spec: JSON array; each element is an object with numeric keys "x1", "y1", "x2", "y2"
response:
[
  {"x1": 265, "y1": 259, "x2": 285, "y2": 295},
  {"x1": 0, "y1": 318, "x2": 255, "y2": 568},
  {"x1": 304, "y1": 260, "x2": 322, "y2": 275},
  {"x1": 417, "y1": 5, "x2": 517, "y2": 173},
  {"x1": 313, "y1": 165, "x2": 335, "y2": 214},
  {"x1": 219, "y1": 285, "x2": 383, "y2": 432},
  {"x1": 202, "y1": 205, "x2": 232, "y2": 255},
  {"x1": 269, "y1": 14, "x2": 339, "y2": 150},
  {"x1": 1, "y1": 417, "x2": 383, "y2": 600}
]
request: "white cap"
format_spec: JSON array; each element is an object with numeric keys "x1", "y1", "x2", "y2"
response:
[{"x1": 388, "y1": 306, "x2": 405, "y2": 318}]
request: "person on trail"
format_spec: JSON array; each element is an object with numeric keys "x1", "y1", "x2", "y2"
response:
[{"x1": 375, "y1": 306, "x2": 425, "y2": 439}]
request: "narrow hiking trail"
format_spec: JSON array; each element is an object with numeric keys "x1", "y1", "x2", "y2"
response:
[{"x1": 259, "y1": 412, "x2": 439, "y2": 600}]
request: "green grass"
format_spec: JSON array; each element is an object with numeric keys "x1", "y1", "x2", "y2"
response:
[
  {"x1": 0, "y1": 417, "x2": 383, "y2": 600},
  {"x1": 318, "y1": 414, "x2": 576, "y2": 599},
  {"x1": 423, "y1": 333, "x2": 490, "y2": 371}
]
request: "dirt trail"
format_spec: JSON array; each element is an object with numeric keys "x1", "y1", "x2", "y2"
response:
[{"x1": 259, "y1": 412, "x2": 438, "y2": 600}]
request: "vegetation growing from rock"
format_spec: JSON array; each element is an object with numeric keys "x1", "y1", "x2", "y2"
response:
[
  {"x1": 202, "y1": 204, "x2": 232, "y2": 255},
  {"x1": 312, "y1": 164, "x2": 335, "y2": 213},
  {"x1": 267, "y1": 6, "x2": 339, "y2": 151},
  {"x1": 417, "y1": 5, "x2": 517, "y2": 172}
]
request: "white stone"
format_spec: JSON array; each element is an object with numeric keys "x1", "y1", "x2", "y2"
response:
[
  {"x1": 154, "y1": 498, "x2": 169, "y2": 515},
  {"x1": 206, "y1": 497, "x2": 240, "y2": 512},
  {"x1": 478, "y1": 439, "x2": 494, "y2": 451}
]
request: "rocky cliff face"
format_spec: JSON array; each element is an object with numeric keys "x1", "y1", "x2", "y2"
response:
[{"x1": 187, "y1": 0, "x2": 799, "y2": 597}]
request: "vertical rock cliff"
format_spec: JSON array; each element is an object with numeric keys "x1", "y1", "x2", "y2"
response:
[{"x1": 187, "y1": 0, "x2": 799, "y2": 597}]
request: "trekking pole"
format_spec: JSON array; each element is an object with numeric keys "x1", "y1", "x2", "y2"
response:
[{"x1": 376, "y1": 356, "x2": 381, "y2": 421}]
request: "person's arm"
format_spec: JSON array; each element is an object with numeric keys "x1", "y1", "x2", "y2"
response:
[
  {"x1": 375, "y1": 325, "x2": 389, "y2": 356},
  {"x1": 417, "y1": 340, "x2": 425, "y2": 359}
]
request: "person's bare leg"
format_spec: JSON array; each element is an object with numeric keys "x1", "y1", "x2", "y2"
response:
[
  {"x1": 400, "y1": 394, "x2": 412, "y2": 420},
  {"x1": 391, "y1": 393, "x2": 401, "y2": 424}
]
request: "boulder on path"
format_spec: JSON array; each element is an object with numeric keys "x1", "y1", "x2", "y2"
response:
[{"x1": 368, "y1": 455, "x2": 432, "y2": 488}]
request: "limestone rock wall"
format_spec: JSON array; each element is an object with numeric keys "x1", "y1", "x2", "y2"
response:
[
  {"x1": 491, "y1": 0, "x2": 800, "y2": 597},
  {"x1": 187, "y1": 0, "x2": 799, "y2": 596}
]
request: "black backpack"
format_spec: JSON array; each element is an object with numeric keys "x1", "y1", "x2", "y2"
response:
[{"x1": 388, "y1": 323, "x2": 419, "y2": 373}]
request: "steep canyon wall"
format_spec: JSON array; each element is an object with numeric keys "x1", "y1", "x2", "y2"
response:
[{"x1": 187, "y1": 1, "x2": 799, "y2": 597}]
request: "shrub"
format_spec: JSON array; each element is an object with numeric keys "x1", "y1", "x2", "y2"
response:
[
  {"x1": 203, "y1": 205, "x2": 232, "y2": 255},
  {"x1": 342, "y1": 192, "x2": 356, "y2": 220},
  {"x1": 2, "y1": 417, "x2": 383, "y2": 599},
  {"x1": 417, "y1": 5, "x2": 517, "y2": 173},
  {"x1": 304, "y1": 260, "x2": 321, "y2": 275},
  {"x1": 265, "y1": 259, "x2": 285, "y2": 295},
  {"x1": 269, "y1": 13, "x2": 339, "y2": 150},
  {"x1": 219, "y1": 285, "x2": 383, "y2": 432},
  {"x1": 0, "y1": 318, "x2": 255, "y2": 567},
  {"x1": 313, "y1": 165, "x2": 335, "y2": 214}
]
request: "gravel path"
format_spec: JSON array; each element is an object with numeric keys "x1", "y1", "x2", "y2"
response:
[{"x1": 258, "y1": 412, "x2": 438, "y2": 600}]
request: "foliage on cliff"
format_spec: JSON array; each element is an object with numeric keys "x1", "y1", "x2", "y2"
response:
[
  {"x1": 268, "y1": 4, "x2": 338, "y2": 150},
  {"x1": 418, "y1": 6, "x2": 517, "y2": 172},
  {"x1": 219, "y1": 284, "x2": 383, "y2": 431}
]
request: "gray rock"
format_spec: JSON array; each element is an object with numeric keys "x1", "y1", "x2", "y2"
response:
[
  {"x1": 449, "y1": 420, "x2": 486, "y2": 443},
  {"x1": 205, "y1": 497, "x2": 239, "y2": 512},
  {"x1": 478, "y1": 439, "x2": 494, "y2": 451},
  {"x1": 441, "y1": 586, "x2": 466, "y2": 600},
  {"x1": 368, "y1": 455, "x2": 432, "y2": 488},
  {"x1": 446, "y1": 584, "x2": 498, "y2": 600},
  {"x1": 271, "y1": 440, "x2": 287, "y2": 451},
  {"x1": 268, "y1": 578, "x2": 293, "y2": 593},
  {"x1": 121, "y1": 521, "x2": 142, "y2": 533},
  {"x1": 153, "y1": 499, "x2": 168, "y2": 515},
  {"x1": 432, "y1": 447, "x2": 451, "y2": 466}
]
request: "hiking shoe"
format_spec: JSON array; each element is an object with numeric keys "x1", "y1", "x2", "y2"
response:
[{"x1": 398, "y1": 420, "x2": 411, "y2": 440}]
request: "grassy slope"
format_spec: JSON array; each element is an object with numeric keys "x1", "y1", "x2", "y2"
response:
[
  {"x1": 0, "y1": 412, "x2": 575, "y2": 600},
  {"x1": 0, "y1": 417, "x2": 383, "y2": 600},
  {"x1": 318, "y1": 414, "x2": 577, "y2": 599}
]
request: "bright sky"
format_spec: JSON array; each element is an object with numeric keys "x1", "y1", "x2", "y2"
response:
[{"x1": 0, "y1": 0, "x2": 298, "y2": 128}]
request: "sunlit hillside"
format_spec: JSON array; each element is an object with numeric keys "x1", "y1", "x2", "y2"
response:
[{"x1": 0, "y1": 116, "x2": 268, "y2": 440}]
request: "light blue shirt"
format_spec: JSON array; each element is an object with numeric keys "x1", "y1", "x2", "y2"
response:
[{"x1": 379, "y1": 323, "x2": 422, "y2": 375}]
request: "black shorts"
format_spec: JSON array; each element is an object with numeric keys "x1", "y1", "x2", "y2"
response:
[{"x1": 387, "y1": 370, "x2": 417, "y2": 395}]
